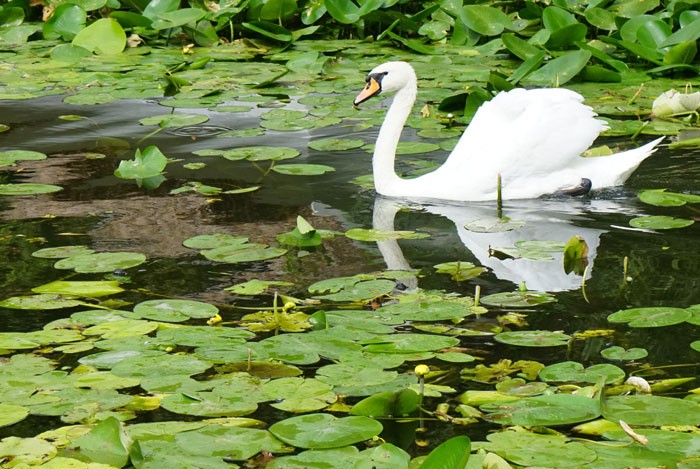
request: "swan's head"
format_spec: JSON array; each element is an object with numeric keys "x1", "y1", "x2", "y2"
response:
[{"x1": 353, "y1": 61, "x2": 416, "y2": 106}]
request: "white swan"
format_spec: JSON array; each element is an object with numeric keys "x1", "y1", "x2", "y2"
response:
[{"x1": 354, "y1": 61, "x2": 663, "y2": 202}]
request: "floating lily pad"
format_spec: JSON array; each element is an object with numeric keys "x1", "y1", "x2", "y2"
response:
[
  {"x1": 0, "y1": 404, "x2": 29, "y2": 428},
  {"x1": 539, "y1": 361, "x2": 625, "y2": 384},
  {"x1": 495, "y1": 330, "x2": 571, "y2": 347},
  {"x1": 601, "y1": 346, "x2": 649, "y2": 360},
  {"x1": 270, "y1": 413, "x2": 382, "y2": 449},
  {"x1": 272, "y1": 164, "x2": 335, "y2": 175},
  {"x1": 0, "y1": 294, "x2": 82, "y2": 310},
  {"x1": 139, "y1": 114, "x2": 209, "y2": 128},
  {"x1": 32, "y1": 246, "x2": 95, "y2": 259},
  {"x1": 0, "y1": 437, "x2": 57, "y2": 466},
  {"x1": 226, "y1": 279, "x2": 294, "y2": 295},
  {"x1": 0, "y1": 183, "x2": 63, "y2": 195},
  {"x1": 309, "y1": 138, "x2": 365, "y2": 151},
  {"x1": 54, "y1": 252, "x2": 146, "y2": 273},
  {"x1": 0, "y1": 150, "x2": 47, "y2": 167},
  {"x1": 629, "y1": 215, "x2": 694, "y2": 229},
  {"x1": 220, "y1": 146, "x2": 299, "y2": 161},
  {"x1": 464, "y1": 217, "x2": 527, "y2": 233},
  {"x1": 262, "y1": 377, "x2": 337, "y2": 412},
  {"x1": 83, "y1": 319, "x2": 159, "y2": 340},
  {"x1": 345, "y1": 228, "x2": 429, "y2": 241},
  {"x1": 602, "y1": 395, "x2": 700, "y2": 426},
  {"x1": 314, "y1": 279, "x2": 396, "y2": 302},
  {"x1": 132, "y1": 299, "x2": 219, "y2": 322},
  {"x1": 203, "y1": 244, "x2": 287, "y2": 264},
  {"x1": 434, "y1": 261, "x2": 485, "y2": 281},
  {"x1": 376, "y1": 301, "x2": 473, "y2": 322},
  {"x1": 482, "y1": 393, "x2": 601, "y2": 426},
  {"x1": 607, "y1": 307, "x2": 692, "y2": 327},
  {"x1": 114, "y1": 146, "x2": 167, "y2": 180},
  {"x1": 363, "y1": 333, "x2": 459, "y2": 353},
  {"x1": 32, "y1": 281, "x2": 124, "y2": 298},
  {"x1": 70, "y1": 416, "x2": 129, "y2": 467},
  {"x1": 480, "y1": 431, "x2": 597, "y2": 467},
  {"x1": 481, "y1": 290, "x2": 556, "y2": 307},
  {"x1": 638, "y1": 188, "x2": 700, "y2": 206},
  {"x1": 183, "y1": 233, "x2": 249, "y2": 249}
]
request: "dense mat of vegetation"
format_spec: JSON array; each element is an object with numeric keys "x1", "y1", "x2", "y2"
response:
[{"x1": 1, "y1": 1, "x2": 700, "y2": 468}]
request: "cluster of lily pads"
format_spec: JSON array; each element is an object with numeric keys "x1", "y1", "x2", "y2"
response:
[
  {"x1": 1, "y1": 2, "x2": 700, "y2": 467},
  {"x1": 0, "y1": 217, "x2": 699, "y2": 467}
]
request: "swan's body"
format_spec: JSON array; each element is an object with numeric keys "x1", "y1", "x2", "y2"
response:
[{"x1": 354, "y1": 61, "x2": 663, "y2": 202}]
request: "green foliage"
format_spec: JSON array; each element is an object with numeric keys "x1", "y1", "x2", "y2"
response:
[{"x1": 0, "y1": 0, "x2": 693, "y2": 86}]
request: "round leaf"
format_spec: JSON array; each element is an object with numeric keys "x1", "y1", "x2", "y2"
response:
[{"x1": 270, "y1": 413, "x2": 382, "y2": 449}]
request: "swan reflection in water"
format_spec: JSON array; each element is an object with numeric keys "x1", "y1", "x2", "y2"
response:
[{"x1": 372, "y1": 196, "x2": 636, "y2": 293}]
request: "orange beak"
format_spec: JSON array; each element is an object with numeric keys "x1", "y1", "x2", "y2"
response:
[{"x1": 354, "y1": 76, "x2": 382, "y2": 106}]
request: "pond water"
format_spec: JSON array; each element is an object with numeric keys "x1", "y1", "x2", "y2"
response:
[{"x1": 1, "y1": 88, "x2": 699, "y2": 464}]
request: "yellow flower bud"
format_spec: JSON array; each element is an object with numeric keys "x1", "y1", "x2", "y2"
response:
[
  {"x1": 207, "y1": 313, "x2": 222, "y2": 325},
  {"x1": 414, "y1": 364, "x2": 430, "y2": 377}
]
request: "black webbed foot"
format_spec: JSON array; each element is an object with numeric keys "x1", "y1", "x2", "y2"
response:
[{"x1": 556, "y1": 178, "x2": 592, "y2": 197}]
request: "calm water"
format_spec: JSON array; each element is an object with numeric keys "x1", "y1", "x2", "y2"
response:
[{"x1": 1, "y1": 94, "x2": 699, "y2": 438}]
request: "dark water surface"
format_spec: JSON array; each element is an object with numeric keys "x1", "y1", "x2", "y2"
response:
[{"x1": 1, "y1": 94, "x2": 699, "y2": 446}]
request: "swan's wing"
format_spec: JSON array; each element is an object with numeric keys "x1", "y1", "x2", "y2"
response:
[{"x1": 439, "y1": 88, "x2": 605, "y2": 188}]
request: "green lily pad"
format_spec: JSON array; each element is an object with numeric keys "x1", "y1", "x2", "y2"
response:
[
  {"x1": 227, "y1": 279, "x2": 294, "y2": 295},
  {"x1": 267, "y1": 447, "x2": 361, "y2": 469},
  {"x1": 601, "y1": 346, "x2": 649, "y2": 360},
  {"x1": 350, "y1": 389, "x2": 420, "y2": 418},
  {"x1": 0, "y1": 437, "x2": 57, "y2": 466},
  {"x1": 241, "y1": 310, "x2": 312, "y2": 333},
  {"x1": 539, "y1": 361, "x2": 626, "y2": 384},
  {"x1": 629, "y1": 215, "x2": 694, "y2": 229},
  {"x1": 110, "y1": 353, "x2": 212, "y2": 378},
  {"x1": 32, "y1": 280, "x2": 124, "y2": 297},
  {"x1": 375, "y1": 301, "x2": 473, "y2": 322},
  {"x1": 220, "y1": 146, "x2": 299, "y2": 161},
  {"x1": 638, "y1": 188, "x2": 700, "y2": 206},
  {"x1": 0, "y1": 150, "x2": 46, "y2": 167},
  {"x1": 363, "y1": 333, "x2": 459, "y2": 353},
  {"x1": 434, "y1": 261, "x2": 485, "y2": 281},
  {"x1": 345, "y1": 228, "x2": 429, "y2": 241},
  {"x1": 83, "y1": 319, "x2": 159, "y2": 340},
  {"x1": 309, "y1": 138, "x2": 365, "y2": 151},
  {"x1": 262, "y1": 377, "x2": 337, "y2": 412},
  {"x1": 32, "y1": 246, "x2": 95, "y2": 259},
  {"x1": 495, "y1": 330, "x2": 572, "y2": 347},
  {"x1": 314, "y1": 279, "x2": 396, "y2": 302},
  {"x1": 183, "y1": 233, "x2": 249, "y2": 249},
  {"x1": 480, "y1": 431, "x2": 597, "y2": 467},
  {"x1": 70, "y1": 416, "x2": 130, "y2": 467},
  {"x1": 0, "y1": 294, "x2": 82, "y2": 310},
  {"x1": 481, "y1": 290, "x2": 556, "y2": 307},
  {"x1": 139, "y1": 114, "x2": 209, "y2": 128},
  {"x1": 482, "y1": 392, "x2": 602, "y2": 426},
  {"x1": 132, "y1": 299, "x2": 219, "y2": 322},
  {"x1": 54, "y1": 252, "x2": 146, "y2": 273},
  {"x1": 271, "y1": 164, "x2": 335, "y2": 175},
  {"x1": 0, "y1": 404, "x2": 30, "y2": 428},
  {"x1": 602, "y1": 395, "x2": 700, "y2": 426},
  {"x1": 607, "y1": 307, "x2": 692, "y2": 327},
  {"x1": 203, "y1": 244, "x2": 287, "y2": 263},
  {"x1": 270, "y1": 413, "x2": 382, "y2": 449},
  {"x1": 0, "y1": 183, "x2": 63, "y2": 195},
  {"x1": 464, "y1": 217, "x2": 526, "y2": 232}
]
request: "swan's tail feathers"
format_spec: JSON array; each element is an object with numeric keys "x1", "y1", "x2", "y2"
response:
[{"x1": 588, "y1": 136, "x2": 664, "y2": 189}]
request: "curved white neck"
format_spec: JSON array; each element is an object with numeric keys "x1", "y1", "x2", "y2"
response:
[{"x1": 373, "y1": 81, "x2": 417, "y2": 195}]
